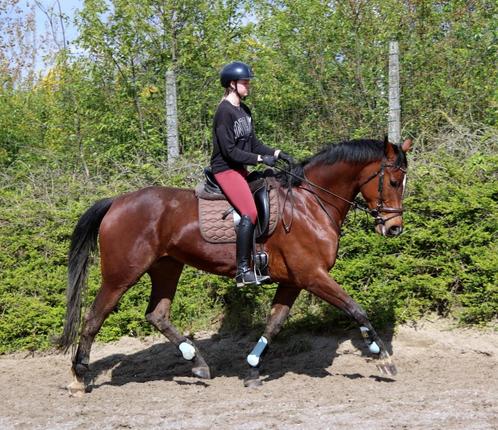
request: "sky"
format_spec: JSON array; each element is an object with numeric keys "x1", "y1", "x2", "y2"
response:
[
  {"x1": 18, "y1": 0, "x2": 83, "y2": 72},
  {"x1": 8, "y1": 1, "x2": 256, "y2": 74},
  {"x1": 33, "y1": 0, "x2": 81, "y2": 44}
]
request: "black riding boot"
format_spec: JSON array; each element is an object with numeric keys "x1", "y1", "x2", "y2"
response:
[{"x1": 235, "y1": 215, "x2": 268, "y2": 287}]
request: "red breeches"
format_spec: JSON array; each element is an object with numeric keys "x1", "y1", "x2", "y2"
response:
[{"x1": 214, "y1": 169, "x2": 257, "y2": 224}]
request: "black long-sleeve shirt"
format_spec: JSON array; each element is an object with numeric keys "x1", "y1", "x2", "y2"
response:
[{"x1": 210, "y1": 100, "x2": 275, "y2": 174}]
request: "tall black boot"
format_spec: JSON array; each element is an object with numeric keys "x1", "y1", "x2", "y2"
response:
[{"x1": 235, "y1": 215, "x2": 268, "y2": 287}]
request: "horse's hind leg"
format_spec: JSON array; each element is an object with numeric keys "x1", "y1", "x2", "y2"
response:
[
  {"x1": 244, "y1": 284, "x2": 301, "y2": 387},
  {"x1": 69, "y1": 282, "x2": 129, "y2": 396},
  {"x1": 145, "y1": 258, "x2": 211, "y2": 379}
]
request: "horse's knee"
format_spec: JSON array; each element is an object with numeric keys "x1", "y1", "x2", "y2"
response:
[
  {"x1": 145, "y1": 310, "x2": 164, "y2": 327},
  {"x1": 146, "y1": 295, "x2": 172, "y2": 323},
  {"x1": 264, "y1": 306, "x2": 290, "y2": 339},
  {"x1": 146, "y1": 310, "x2": 176, "y2": 335}
]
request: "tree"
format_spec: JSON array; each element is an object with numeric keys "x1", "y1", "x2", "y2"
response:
[
  {"x1": 75, "y1": 0, "x2": 255, "y2": 162},
  {"x1": 0, "y1": 0, "x2": 36, "y2": 86}
]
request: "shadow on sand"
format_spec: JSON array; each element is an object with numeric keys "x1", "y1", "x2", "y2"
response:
[{"x1": 87, "y1": 312, "x2": 396, "y2": 392}]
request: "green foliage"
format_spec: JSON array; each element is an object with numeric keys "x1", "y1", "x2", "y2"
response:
[
  {"x1": 343, "y1": 138, "x2": 497, "y2": 326},
  {"x1": 0, "y1": 1, "x2": 497, "y2": 353},
  {"x1": 1, "y1": 129, "x2": 496, "y2": 354}
]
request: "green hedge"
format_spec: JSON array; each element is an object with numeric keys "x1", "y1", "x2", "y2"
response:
[{"x1": 0, "y1": 132, "x2": 496, "y2": 354}]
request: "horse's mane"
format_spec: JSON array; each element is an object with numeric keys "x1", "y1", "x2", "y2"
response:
[{"x1": 276, "y1": 139, "x2": 407, "y2": 188}]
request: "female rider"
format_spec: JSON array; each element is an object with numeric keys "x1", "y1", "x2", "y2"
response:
[{"x1": 210, "y1": 61, "x2": 292, "y2": 287}]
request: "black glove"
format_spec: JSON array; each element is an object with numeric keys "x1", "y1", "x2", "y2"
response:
[
  {"x1": 261, "y1": 155, "x2": 277, "y2": 167},
  {"x1": 278, "y1": 151, "x2": 295, "y2": 164}
]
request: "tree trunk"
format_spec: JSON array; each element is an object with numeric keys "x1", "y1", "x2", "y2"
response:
[
  {"x1": 165, "y1": 69, "x2": 179, "y2": 165},
  {"x1": 388, "y1": 41, "x2": 401, "y2": 145}
]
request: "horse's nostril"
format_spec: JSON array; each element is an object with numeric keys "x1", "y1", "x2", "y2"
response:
[{"x1": 388, "y1": 225, "x2": 402, "y2": 236}]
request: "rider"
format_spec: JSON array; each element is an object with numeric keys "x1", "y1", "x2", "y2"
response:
[{"x1": 210, "y1": 61, "x2": 293, "y2": 287}]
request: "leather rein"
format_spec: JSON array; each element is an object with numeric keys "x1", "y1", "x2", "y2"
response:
[{"x1": 275, "y1": 159, "x2": 407, "y2": 228}]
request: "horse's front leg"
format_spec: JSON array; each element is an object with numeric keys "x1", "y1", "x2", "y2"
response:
[
  {"x1": 244, "y1": 284, "x2": 301, "y2": 387},
  {"x1": 307, "y1": 270, "x2": 397, "y2": 376}
]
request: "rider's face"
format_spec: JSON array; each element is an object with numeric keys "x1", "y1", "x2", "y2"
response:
[{"x1": 234, "y1": 79, "x2": 251, "y2": 97}]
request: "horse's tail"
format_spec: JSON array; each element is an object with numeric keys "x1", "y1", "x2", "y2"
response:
[{"x1": 57, "y1": 198, "x2": 114, "y2": 353}]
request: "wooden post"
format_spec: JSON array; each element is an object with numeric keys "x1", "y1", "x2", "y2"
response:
[
  {"x1": 166, "y1": 69, "x2": 179, "y2": 165},
  {"x1": 388, "y1": 41, "x2": 401, "y2": 145}
]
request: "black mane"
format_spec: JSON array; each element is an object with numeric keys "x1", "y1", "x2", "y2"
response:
[{"x1": 276, "y1": 139, "x2": 407, "y2": 188}]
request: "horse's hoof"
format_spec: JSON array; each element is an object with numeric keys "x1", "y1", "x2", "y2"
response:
[
  {"x1": 377, "y1": 361, "x2": 397, "y2": 376},
  {"x1": 244, "y1": 368, "x2": 262, "y2": 388},
  {"x1": 244, "y1": 376, "x2": 262, "y2": 388},
  {"x1": 192, "y1": 366, "x2": 211, "y2": 379},
  {"x1": 376, "y1": 351, "x2": 397, "y2": 376},
  {"x1": 67, "y1": 380, "x2": 86, "y2": 397}
]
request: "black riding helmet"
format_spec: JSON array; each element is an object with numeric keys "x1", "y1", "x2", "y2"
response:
[{"x1": 220, "y1": 61, "x2": 254, "y2": 88}]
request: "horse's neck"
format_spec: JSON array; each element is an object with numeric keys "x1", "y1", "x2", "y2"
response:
[{"x1": 303, "y1": 162, "x2": 362, "y2": 223}]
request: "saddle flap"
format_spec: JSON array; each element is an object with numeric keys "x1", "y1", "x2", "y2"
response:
[
  {"x1": 254, "y1": 185, "x2": 270, "y2": 241},
  {"x1": 198, "y1": 179, "x2": 279, "y2": 244}
]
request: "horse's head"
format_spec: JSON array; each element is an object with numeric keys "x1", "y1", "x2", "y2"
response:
[{"x1": 359, "y1": 137, "x2": 412, "y2": 237}]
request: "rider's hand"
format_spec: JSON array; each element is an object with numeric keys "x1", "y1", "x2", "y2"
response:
[
  {"x1": 261, "y1": 155, "x2": 277, "y2": 167},
  {"x1": 278, "y1": 151, "x2": 295, "y2": 164}
]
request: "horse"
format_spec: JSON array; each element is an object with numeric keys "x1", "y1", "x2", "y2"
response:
[{"x1": 58, "y1": 137, "x2": 412, "y2": 396}]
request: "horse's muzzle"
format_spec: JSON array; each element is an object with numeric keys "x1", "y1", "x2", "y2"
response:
[
  {"x1": 376, "y1": 223, "x2": 403, "y2": 237},
  {"x1": 386, "y1": 224, "x2": 403, "y2": 237}
]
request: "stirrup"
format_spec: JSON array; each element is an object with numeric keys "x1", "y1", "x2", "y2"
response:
[{"x1": 236, "y1": 268, "x2": 269, "y2": 288}]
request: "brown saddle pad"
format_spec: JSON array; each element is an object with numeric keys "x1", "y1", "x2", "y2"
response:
[{"x1": 196, "y1": 179, "x2": 280, "y2": 244}]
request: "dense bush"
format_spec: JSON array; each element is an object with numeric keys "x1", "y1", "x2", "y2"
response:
[
  {"x1": 0, "y1": 124, "x2": 496, "y2": 354},
  {"x1": 0, "y1": 1, "x2": 496, "y2": 353}
]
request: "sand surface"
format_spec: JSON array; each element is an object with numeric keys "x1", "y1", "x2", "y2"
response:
[{"x1": 0, "y1": 319, "x2": 496, "y2": 429}]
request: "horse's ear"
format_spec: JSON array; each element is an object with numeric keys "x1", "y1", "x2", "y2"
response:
[
  {"x1": 401, "y1": 138, "x2": 413, "y2": 153},
  {"x1": 383, "y1": 136, "x2": 395, "y2": 157}
]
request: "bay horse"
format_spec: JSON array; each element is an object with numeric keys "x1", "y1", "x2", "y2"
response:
[{"x1": 58, "y1": 137, "x2": 412, "y2": 395}]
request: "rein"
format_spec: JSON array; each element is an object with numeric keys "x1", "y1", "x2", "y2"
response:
[{"x1": 274, "y1": 160, "x2": 406, "y2": 227}]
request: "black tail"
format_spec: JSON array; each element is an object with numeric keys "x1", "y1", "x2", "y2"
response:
[{"x1": 57, "y1": 198, "x2": 113, "y2": 353}]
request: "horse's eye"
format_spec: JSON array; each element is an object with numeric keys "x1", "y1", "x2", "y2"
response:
[{"x1": 390, "y1": 179, "x2": 400, "y2": 188}]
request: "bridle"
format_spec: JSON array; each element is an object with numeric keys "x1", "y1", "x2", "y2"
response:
[
  {"x1": 275, "y1": 158, "x2": 407, "y2": 227},
  {"x1": 357, "y1": 159, "x2": 407, "y2": 225}
]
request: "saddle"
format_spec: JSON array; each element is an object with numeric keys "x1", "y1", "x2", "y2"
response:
[{"x1": 195, "y1": 168, "x2": 279, "y2": 244}]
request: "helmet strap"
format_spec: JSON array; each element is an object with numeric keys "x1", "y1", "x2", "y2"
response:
[{"x1": 231, "y1": 80, "x2": 245, "y2": 101}]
